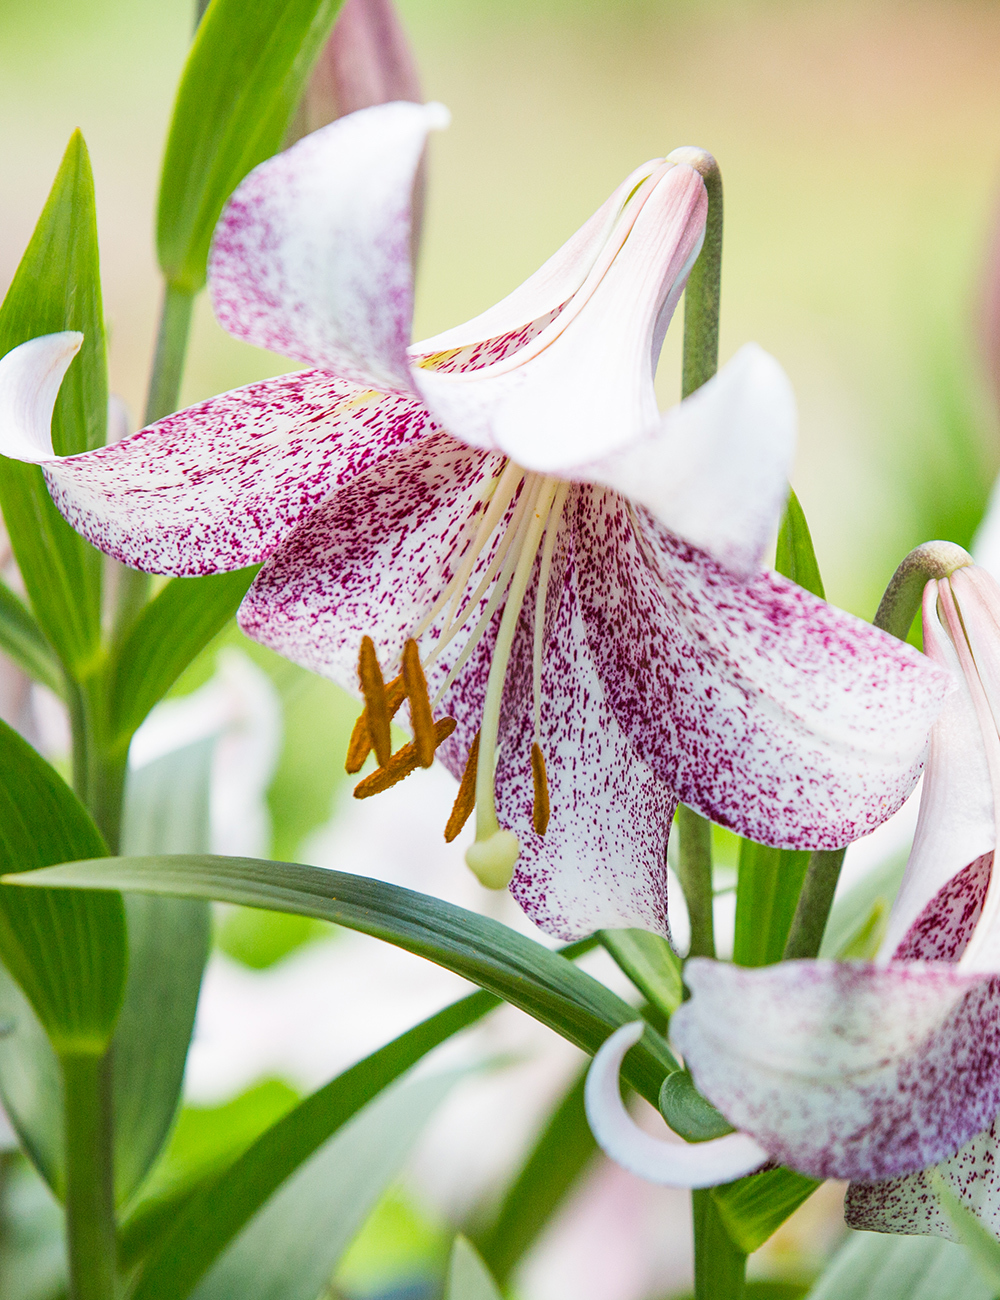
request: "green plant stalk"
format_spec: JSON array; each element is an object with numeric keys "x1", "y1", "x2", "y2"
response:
[
  {"x1": 676, "y1": 806, "x2": 715, "y2": 959},
  {"x1": 693, "y1": 1188, "x2": 746, "y2": 1299},
  {"x1": 67, "y1": 677, "x2": 126, "y2": 853},
  {"x1": 62, "y1": 1050, "x2": 117, "y2": 1300},
  {"x1": 781, "y1": 848, "x2": 847, "y2": 960}
]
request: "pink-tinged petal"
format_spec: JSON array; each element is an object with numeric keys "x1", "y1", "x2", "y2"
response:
[
  {"x1": 892, "y1": 853, "x2": 993, "y2": 962},
  {"x1": 584, "y1": 1022, "x2": 770, "y2": 1188},
  {"x1": 410, "y1": 161, "x2": 661, "y2": 360},
  {"x1": 495, "y1": 534, "x2": 676, "y2": 939},
  {"x1": 846, "y1": 1118, "x2": 1000, "y2": 1239},
  {"x1": 671, "y1": 957, "x2": 1000, "y2": 1180},
  {"x1": 0, "y1": 332, "x2": 82, "y2": 462},
  {"x1": 878, "y1": 584, "x2": 992, "y2": 958},
  {"x1": 574, "y1": 345, "x2": 795, "y2": 579},
  {"x1": 572, "y1": 489, "x2": 951, "y2": 850},
  {"x1": 238, "y1": 430, "x2": 498, "y2": 682},
  {"x1": 412, "y1": 163, "x2": 706, "y2": 461},
  {"x1": 210, "y1": 101, "x2": 449, "y2": 390},
  {"x1": 40, "y1": 372, "x2": 434, "y2": 575}
]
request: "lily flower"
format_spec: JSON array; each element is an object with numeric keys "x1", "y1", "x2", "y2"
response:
[
  {"x1": 586, "y1": 558, "x2": 1000, "y2": 1215},
  {"x1": 0, "y1": 103, "x2": 949, "y2": 938}
]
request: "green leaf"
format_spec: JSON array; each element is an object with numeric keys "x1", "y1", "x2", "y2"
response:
[
  {"x1": 659, "y1": 1071, "x2": 734, "y2": 1142},
  {"x1": 0, "y1": 131, "x2": 106, "y2": 674},
  {"x1": 711, "y1": 1167, "x2": 820, "y2": 1254},
  {"x1": 475, "y1": 1067, "x2": 595, "y2": 1285},
  {"x1": 0, "y1": 722, "x2": 123, "y2": 1057},
  {"x1": 127, "y1": 991, "x2": 496, "y2": 1300},
  {"x1": 108, "y1": 570, "x2": 259, "y2": 747},
  {"x1": 819, "y1": 852, "x2": 906, "y2": 960},
  {"x1": 775, "y1": 489, "x2": 825, "y2": 599},
  {"x1": 733, "y1": 840, "x2": 810, "y2": 968},
  {"x1": 0, "y1": 1152, "x2": 66, "y2": 1300},
  {"x1": 0, "y1": 584, "x2": 63, "y2": 697},
  {"x1": 0, "y1": 973, "x2": 63, "y2": 1193},
  {"x1": 446, "y1": 1237, "x2": 504, "y2": 1300},
  {"x1": 190, "y1": 1073, "x2": 455, "y2": 1300},
  {"x1": 930, "y1": 1171, "x2": 1000, "y2": 1292},
  {"x1": 806, "y1": 1230, "x2": 995, "y2": 1300},
  {"x1": 10, "y1": 855, "x2": 679, "y2": 1103},
  {"x1": 157, "y1": 0, "x2": 345, "y2": 292},
  {"x1": 599, "y1": 928, "x2": 684, "y2": 1019}
]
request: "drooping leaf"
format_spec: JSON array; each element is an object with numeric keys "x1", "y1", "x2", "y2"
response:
[
  {"x1": 111, "y1": 741, "x2": 214, "y2": 1204},
  {"x1": 0, "y1": 584, "x2": 63, "y2": 697},
  {"x1": 806, "y1": 1230, "x2": 994, "y2": 1300},
  {"x1": 599, "y1": 928, "x2": 684, "y2": 1020},
  {"x1": 127, "y1": 991, "x2": 496, "y2": 1300},
  {"x1": 10, "y1": 855, "x2": 679, "y2": 1102},
  {"x1": 0, "y1": 131, "x2": 106, "y2": 674},
  {"x1": 474, "y1": 1067, "x2": 596, "y2": 1285},
  {"x1": 108, "y1": 569, "x2": 259, "y2": 746},
  {"x1": 446, "y1": 1237, "x2": 504, "y2": 1300},
  {"x1": 0, "y1": 721, "x2": 122, "y2": 1057},
  {"x1": 157, "y1": 0, "x2": 345, "y2": 292},
  {"x1": 711, "y1": 1167, "x2": 821, "y2": 1255},
  {"x1": 733, "y1": 840, "x2": 810, "y2": 968},
  {"x1": 931, "y1": 1172, "x2": 1000, "y2": 1293},
  {"x1": 0, "y1": 974, "x2": 62, "y2": 1193},
  {"x1": 775, "y1": 488, "x2": 825, "y2": 599}
]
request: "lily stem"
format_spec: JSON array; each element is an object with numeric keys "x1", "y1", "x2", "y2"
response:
[
  {"x1": 874, "y1": 540, "x2": 974, "y2": 642},
  {"x1": 676, "y1": 148, "x2": 723, "y2": 400},
  {"x1": 692, "y1": 1188, "x2": 746, "y2": 1300},
  {"x1": 782, "y1": 848, "x2": 846, "y2": 960},
  {"x1": 62, "y1": 1050, "x2": 117, "y2": 1300},
  {"x1": 676, "y1": 806, "x2": 715, "y2": 959}
]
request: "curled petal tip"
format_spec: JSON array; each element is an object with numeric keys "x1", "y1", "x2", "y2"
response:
[
  {"x1": 584, "y1": 1021, "x2": 770, "y2": 1188},
  {"x1": 0, "y1": 332, "x2": 82, "y2": 464}
]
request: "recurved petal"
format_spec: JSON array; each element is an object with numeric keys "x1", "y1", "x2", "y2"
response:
[
  {"x1": 877, "y1": 582, "x2": 993, "y2": 959},
  {"x1": 495, "y1": 537, "x2": 676, "y2": 939},
  {"x1": 671, "y1": 957, "x2": 1000, "y2": 1181},
  {"x1": 210, "y1": 101, "x2": 449, "y2": 391},
  {"x1": 584, "y1": 1022, "x2": 770, "y2": 1188},
  {"x1": 574, "y1": 345, "x2": 795, "y2": 579},
  {"x1": 0, "y1": 332, "x2": 83, "y2": 462},
  {"x1": 846, "y1": 1118, "x2": 1000, "y2": 1240},
  {"x1": 30, "y1": 370, "x2": 433, "y2": 575},
  {"x1": 572, "y1": 488, "x2": 951, "y2": 851}
]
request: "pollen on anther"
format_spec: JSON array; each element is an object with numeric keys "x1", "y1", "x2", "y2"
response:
[
  {"x1": 402, "y1": 639, "x2": 436, "y2": 768},
  {"x1": 445, "y1": 731, "x2": 480, "y2": 842},
  {"x1": 531, "y1": 742, "x2": 550, "y2": 836},
  {"x1": 345, "y1": 674, "x2": 406, "y2": 774},
  {"x1": 354, "y1": 717, "x2": 457, "y2": 800},
  {"x1": 357, "y1": 637, "x2": 393, "y2": 767}
]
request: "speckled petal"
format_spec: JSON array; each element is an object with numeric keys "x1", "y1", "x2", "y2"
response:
[
  {"x1": 572, "y1": 490, "x2": 951, "y2": 850},
  {"x1": 412, "y1": 163, "x2": 706, "y2": 461},
  {"x1": 585, "y1": 1022, "x2": 770, "y2": 1188},
  {"x1": 210, "y1": 101, "x2": 449, "y2": 391},
  {"x1": 574, "y1": 344, "x2": 795, "y2": 579},
  {"x1": 671, "y1": 956, "x2": 1000, "y2": 1181},
  {"x1": 36, "y1": 371, "x2": 434, "y2": 575},
  {"x1": 496, "y1": 514, "x2": 676, "y2": 939},
  {"x1": 846, "y1": 1117, "x2": 1000, "y2": 1240}
]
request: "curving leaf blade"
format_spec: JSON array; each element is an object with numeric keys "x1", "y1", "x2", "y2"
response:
[
  {"x1": 806, "y1": 1230, "x2": 995, "y2": 1300},
  {"x1": 446, "y1": 1237, "x2": 504, "y2": 1300}
]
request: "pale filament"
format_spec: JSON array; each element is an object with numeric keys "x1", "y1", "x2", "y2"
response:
[{"x1": 532, "y1": 482, "x2": 569, "y2": 744}]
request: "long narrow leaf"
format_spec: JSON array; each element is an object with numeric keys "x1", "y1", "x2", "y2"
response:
[
  {"x1": 8, "y1": 855, "x2": 679, "y2": 1100},
  {"x1": 0, "y1": 583, "x2": 63, "y2": 697},
  {"x1": 807, "y1": 1231, "x2": 994, "y2": 1300},
  {"x1": 446, "y1": 1238, "x2": 504, "y2": 1300}
]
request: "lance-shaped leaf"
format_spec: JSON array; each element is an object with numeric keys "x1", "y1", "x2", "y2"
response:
[
  {"x1": 0, "y1": 581, "x2": 63, "y2": 697},
  {"x1": 157, "y1": 0, "x2": 345, "y2": 292},
  {"x1": 5, "y1": 855, "x2": 680, "y2": 1102},
  {"x1": 0, "y1": 132, "x2": 105, "y2": 673},
  {"x1": 446, "y1": 1238, "x2": 504, "y2": 1300},
  {"x1": 0, "y1": 721, "x2": 122, "y2": 1065}
]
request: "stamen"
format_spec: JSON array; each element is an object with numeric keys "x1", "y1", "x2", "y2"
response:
[
  {"x1": 402, "y1": 639, "x2": 436, "y2": 767},
  {"x1": 357, "y1": 637, "x2": 393, "y2": 767},
  {"x1": 531, "y1": 743, "x2": 550, "y2": 836},
  {"x1": 532, "y1": 482, "x2": 569, "y2": 742},
  {"x1": 353, "y1": 717, "x2": 457, "y2": 799},
  {"x1": 445, "y1": 731, "x2": 480, "y2": 842},
  {"x1": 345, "y1": 674, "x2": 406, "y2": 774}
]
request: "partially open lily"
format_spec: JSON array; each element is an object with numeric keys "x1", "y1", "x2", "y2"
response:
[
  {"x1": 0, "y1": 102, "x2": 949, "y2": 937},
  {"x1": 590, "y1": 560, "x2": 1000, "y2": 1210}
]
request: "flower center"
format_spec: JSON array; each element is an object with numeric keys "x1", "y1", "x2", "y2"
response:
[{"x1": 345, "y1": 459, "x2": 568, "y2": 889}]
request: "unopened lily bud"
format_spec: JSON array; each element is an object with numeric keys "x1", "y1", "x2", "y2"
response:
[{"x1": 286, "y1": 0, "x2": 421, "y2": 144}]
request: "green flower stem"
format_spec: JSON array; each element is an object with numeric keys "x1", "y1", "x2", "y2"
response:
[
  {"x1": 874, "y1": 540, "x2": 973, "y2": 642},
  {"x1": 676, "y1": 805, "x2": 715, "y2": 959},
  {"x1": 693, "y1": 1188, "x2": 746, "y2": 1299},
  {"x1": 672, "y1": 147, "x2": 723, "y2": 401},
  {"x1": 68, "y1": 679, "x2": 126, "y2": 853},
  {"x1": 781, "y1": 848, "x2": 847, "y2": 960},
  {"x1": 62, "y1": 1050, "x2": 117, "y2": 1300}
]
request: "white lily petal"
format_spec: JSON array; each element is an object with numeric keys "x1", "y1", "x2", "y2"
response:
[
  {"x1": 210, "y1": 100, "x2": 449, "y2": 391},
  {"x1": 576, "y1": 344, "x2": 795, "y2": 577},
  {"x1": 0, "y1": 332, "x2": 82, "y2": 463},
  {"x1": 584, "y1": 1022, "x2": 769, "y2": 1189},
  {"x1": 878, "y1": 581, "x2": 992, "y2": 960}
]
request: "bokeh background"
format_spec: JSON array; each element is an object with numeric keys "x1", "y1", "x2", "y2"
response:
[{"x1": 2, "y1": 0, "x2": 999, "y2": 1297}]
